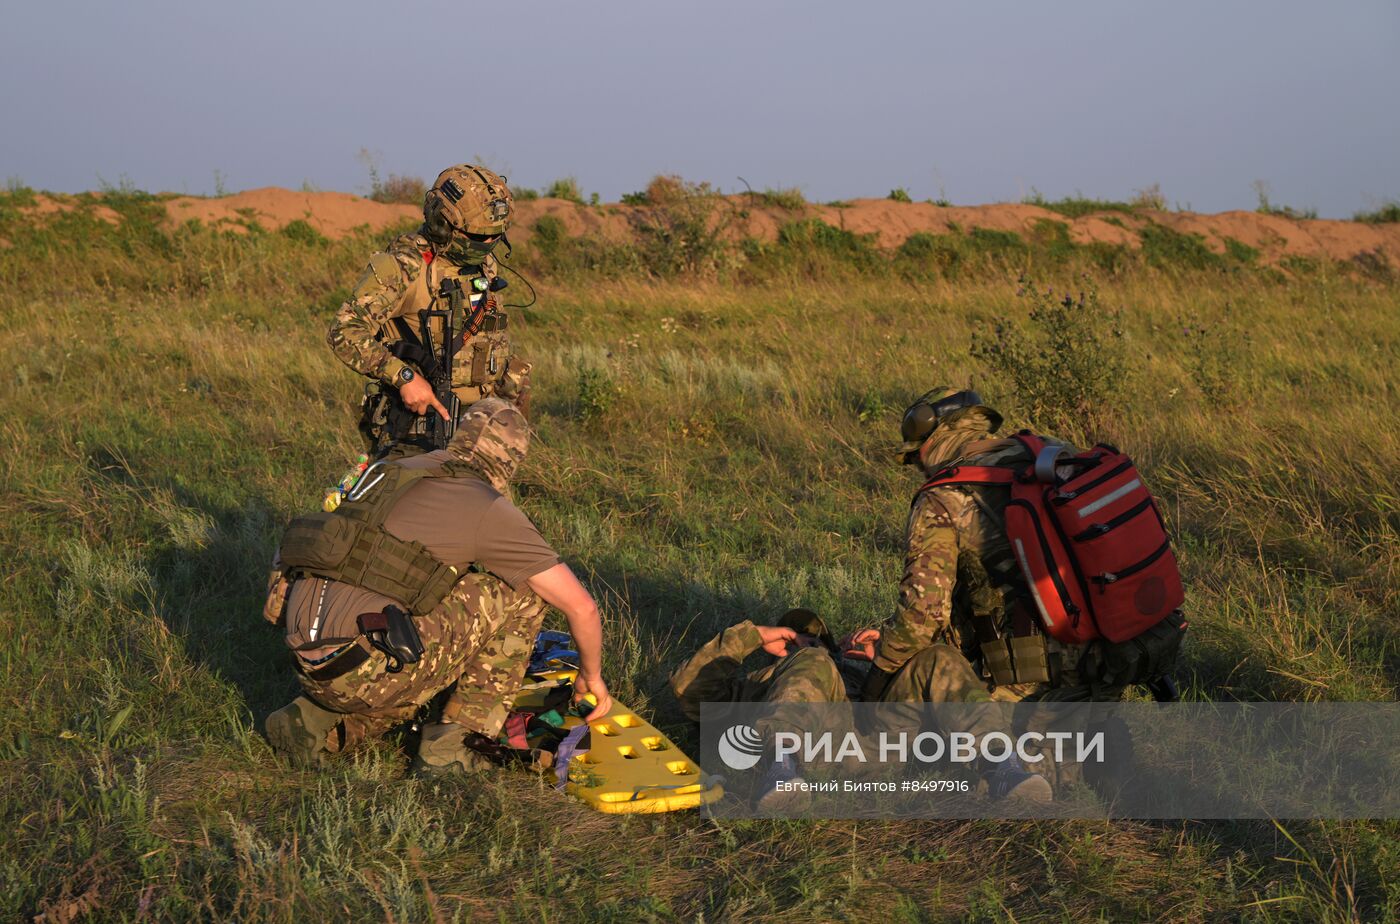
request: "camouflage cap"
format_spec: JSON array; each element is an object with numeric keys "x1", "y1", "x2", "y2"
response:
[
  {"x1": 447, "y1": 398, "x2": 530, "y2": 493},
  {"x1": 898, "y1": 386, "x2": 1003, "y2": 464},
  {"x1": 424, "y1": 164, "x2": 513, "y2": 240}
]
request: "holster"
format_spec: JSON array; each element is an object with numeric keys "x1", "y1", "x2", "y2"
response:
[{"x1": 357, "y1": 606, "x2": 424, "y2": 674}]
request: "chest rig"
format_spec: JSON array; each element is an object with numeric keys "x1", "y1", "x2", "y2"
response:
[
  {"x1": 360, "y1": 252, "x2": 512, "y2": 455},
  {"x1": 389, "y1": 254, "x2": 511, "y2": 399},
  {"x1": 277, "y1": 458, "x2": 483, "y2": 615}
]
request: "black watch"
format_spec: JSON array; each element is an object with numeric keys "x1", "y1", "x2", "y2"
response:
[{"x1": 397, "y1": 367, "x2": 416, "y2": 385}]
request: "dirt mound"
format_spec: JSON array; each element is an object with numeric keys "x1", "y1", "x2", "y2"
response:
[
  {"x1": 162, "y1": 187, "x2": 419, "y2": 238},
  {"x1": 21, "y1": 195, "x2": 122, "y2": 226},
  {"x1": 14, "y1": 186, "x2": 1397, "y2": 267}
]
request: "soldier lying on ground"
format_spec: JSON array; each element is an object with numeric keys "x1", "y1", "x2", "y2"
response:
[
  {"x1": 262, "y1": 398, "x2": 612, "y2": 776},
  {"x1": 327, "y1": 164, "x2": 531, "y2": 458}
]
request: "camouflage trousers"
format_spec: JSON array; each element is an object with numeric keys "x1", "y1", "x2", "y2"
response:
[
  {"x1": 741, "y1": 647, "x2": 849, "y2": 705},
  {"x1": 297, "y1": 572, "x2": 547, "y2": 751}
]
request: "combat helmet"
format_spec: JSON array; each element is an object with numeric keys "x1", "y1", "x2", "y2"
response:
[
  {"x1": 422, "y1": 164, "x2": 513, "y2": 247},
  {"x1": 447, "y1": 397, "x2": 530, "y2": 494},
  {"x1": 897, "y1": 387, "x2": 1003, "y2": 465}
]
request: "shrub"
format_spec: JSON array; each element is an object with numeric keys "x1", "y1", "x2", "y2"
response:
[
  {"x1": 1252, "y1": 180, "x2": 1318, "y2": 220},
  {"x1": 1178, "y1": 311, "x2": 1251, "y2": 407},
  {"x1": 1024, "y1": 191, "x2": 1138, "y2": 219},
  {"x1": 1354, "y1": 201, "x2": 1400, "y2": 224},
  {"x1": 628, "y1": 175, "x2": 732, "y2": 277},
  {"x1": 1223, "y1": 237, "x2": 1259, "y2": 265},
  {"x1": 279, "y1": 219, "x2": 327, "y2": 246},
  {"x1": 970, "y1": 277, "x2": 1125, "y2": 435},
  {"x1": 888, "y1": 188, "x2": 912, "y2": 203},
  {"x1": 521, "y1": 214, "x2": 644, "y2": 278},
  {"x1": 546, "y1": 177, "x2": 585, "y2": 203},
  {"x1": 513, "y1": 187, "x2": 540, "y2": 201},
  {"x1": 368, "y1": 173, "x2": 426, "y2": 205},
  {"x1": 1131, "y1": 183, "x2": 1167, "y2": 211},
  {"x1": 1139, "y1": 225, "x2": 1224, "y2": 271},
  {"x1": 896, "y1": 232, "x2": 967, "y2": 277},
  {"x1": 757, "y1": 187, "x2": 806, "y2": 210},
  {"x1": 575, "y1": 366, "x2": 620, "y2": 420},
  {"x1": 741, "y1": 219, "x2": 881, "y2": 280},
  {"x1": 894, "y1": 228, "x2": 1030, "y2": 279}
]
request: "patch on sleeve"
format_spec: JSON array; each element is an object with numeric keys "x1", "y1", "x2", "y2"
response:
[{"x1": 367, "y1": 251, "x2": 402, "y2": 285}]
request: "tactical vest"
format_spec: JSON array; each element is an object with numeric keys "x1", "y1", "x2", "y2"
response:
[
  {"x1": 386, "y1": 251, "x2": 510, "y2": 403},
  {"x1": 276, "y1": 458, "x2": 480, "y2": 615}
]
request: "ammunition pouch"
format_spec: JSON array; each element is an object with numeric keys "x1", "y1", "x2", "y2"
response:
[
  {"x1": 358, "y1": 606, "x2": 424, "y2": 674},
  {"x1": 971, "y1": 598, "x2": 1053, "y2": 687},
  {"x1": 279, "y1": 514, "x2": 459, "y2": 616},
  {"x1": 979, "y1": 635, "x2": 1053, "y2": 686}
]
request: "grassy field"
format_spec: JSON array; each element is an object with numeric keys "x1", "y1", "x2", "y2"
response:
[{"x1": 1, "y1": 191, "x2": 1397, "y2": 921}]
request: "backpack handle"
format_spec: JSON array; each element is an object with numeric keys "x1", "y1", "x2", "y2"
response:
[{"x1": 1034, "y1": 445, "x2": 1068, "y2": 484}]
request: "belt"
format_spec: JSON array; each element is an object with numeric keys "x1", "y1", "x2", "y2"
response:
[{"x1": 295, "y1": 639, "x2": 372, "y2": 682}]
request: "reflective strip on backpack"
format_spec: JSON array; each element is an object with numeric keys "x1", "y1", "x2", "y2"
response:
[
  {"x1": 1014, "y1": 538, "x2": 1057, "y2": 633},
  {"x1": 1076, "y1": 478, "x2": 1141, "y2": 518}
]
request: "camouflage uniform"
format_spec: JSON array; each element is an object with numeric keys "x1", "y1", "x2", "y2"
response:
[
  {"x1": 870, "y1": 414, "x2": 1121, "y2": 706},
  {"x1": 327, "y1": 165, "x2": 530, "y2": 455},
  {"x1": 873, "y1": 404, "x2": 1143, "y2": 790},
  {"x1": 669, "y1": 620, "x2": 996, "y2": 716},
  {"x1": 670, "y1": 621, "x2": 855, "y2": 720},
  {"x1": 264, "y1": 399, "x2": 556, "y2": 765},
  {"x1": 297, "y1": 571, "x2": 546, "y2": 752}
]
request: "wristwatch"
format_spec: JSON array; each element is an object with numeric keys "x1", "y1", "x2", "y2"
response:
[{"x1": 397, "y1": 367, "x2": 416, "y2": 385}]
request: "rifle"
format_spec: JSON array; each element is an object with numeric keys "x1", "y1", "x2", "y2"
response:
[{"x1": 417, "y1": 275, "x2": 509, "y2": 450}]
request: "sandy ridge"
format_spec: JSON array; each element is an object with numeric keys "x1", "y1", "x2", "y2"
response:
[{"x1": 18, "y1": 187, "x2": 1400, "y2": 266}]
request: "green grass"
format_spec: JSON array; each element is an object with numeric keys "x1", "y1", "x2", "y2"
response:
[
  {"x1": 1022, "y1": 193, "x2": 1142, "y2": 219},
  {"x1": 1, "y1": 193, "x2": 1398, "y2": 920},
  {"x1": 1354, "y1": 201, "x2": 1400, "y2": 224}
]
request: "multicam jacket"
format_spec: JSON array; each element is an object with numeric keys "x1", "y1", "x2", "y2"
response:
[{"x1": 327, "y1": 231, "x2": 522, "y2": 405}]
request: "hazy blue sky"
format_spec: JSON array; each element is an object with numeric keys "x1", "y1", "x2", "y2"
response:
[{"x1": 3, "y1": 1, "x2": 1396, "y2": 217}]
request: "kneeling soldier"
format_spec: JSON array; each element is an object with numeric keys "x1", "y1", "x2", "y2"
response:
[{"x1": 262, "y1": 398, "x2": 611, "y2": 774}]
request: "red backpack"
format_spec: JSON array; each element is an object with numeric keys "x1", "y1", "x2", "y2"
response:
[{"x1": 921, "y1": 433, "x2": 1184, "y2": 645}]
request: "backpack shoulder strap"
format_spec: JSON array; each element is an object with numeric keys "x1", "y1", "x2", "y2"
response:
[{"x1": 921, "y1": 465, "x2": 1017, "y2": 492}]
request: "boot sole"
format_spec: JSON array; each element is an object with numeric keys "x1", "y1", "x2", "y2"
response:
[{"x1": 265, "y1": 708, "x2": 323, "y2": 769}]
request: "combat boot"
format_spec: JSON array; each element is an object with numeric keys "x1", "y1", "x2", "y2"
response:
[
  {"x1": 753, "y1": 753, "x2": 811, "y2": 815},
  {"x1": 411, "y1": 722, "x2": 497, "y2": 778},
  {"x1": 984, "y1": 754, "x2": 1053, "y2": 804},
  {"x1": 265, "y1": 696, "x2": 343, "y2": 768}
]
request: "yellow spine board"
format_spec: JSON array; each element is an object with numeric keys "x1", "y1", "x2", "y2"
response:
[{"x1": 514, "y1": 669, "x2": 723, "y2": 814}]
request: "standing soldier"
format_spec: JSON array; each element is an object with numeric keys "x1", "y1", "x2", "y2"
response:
[
  {"x1": 262, "y1": 399, "x2": 611, "y2": 775},
  {"x1": 328, "y1": 164, "x2": 531, "y2": 458}
]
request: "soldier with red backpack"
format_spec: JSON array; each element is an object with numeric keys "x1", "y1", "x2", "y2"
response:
[{"x1": 850, "y1": 386, "x2": 1187, "y2": 715}]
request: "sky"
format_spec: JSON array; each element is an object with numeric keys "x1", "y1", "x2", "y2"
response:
[{"x1": 2, "y1": 1, "x2": 1397, "y2": 218}]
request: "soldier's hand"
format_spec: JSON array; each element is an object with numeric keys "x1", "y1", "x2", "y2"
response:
[
  {"x1": 756, "y1": 625, "x2": 803, "y2": 658},
  {"x1": 575, "y1": 673, "x2": 613, "y2": 721},
  {"x1": 840, "y1": 628, "x2": 881, "y2": 662},
  {"x1": 399, "y1": 375, "x2": 450, "y2": 419}
]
